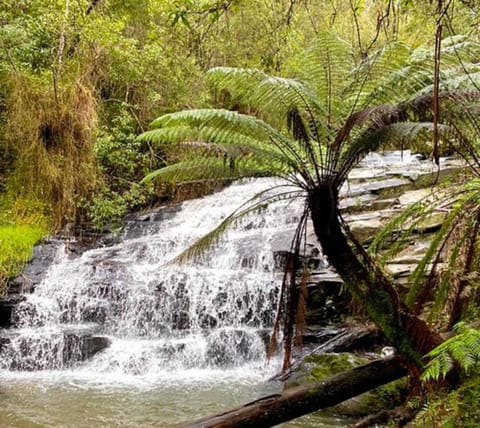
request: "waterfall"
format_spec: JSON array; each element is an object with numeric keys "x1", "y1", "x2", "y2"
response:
[
  {"x1": 0, "y1": 178, "x2": 304, "y2": 381},
  {"x1": 0, "y1": 150, "x2": 441, "y2": 383}
]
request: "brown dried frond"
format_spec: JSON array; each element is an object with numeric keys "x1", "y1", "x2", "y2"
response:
[{"x1": 293, "y1": 268, "x2": 309, "y2": 348}]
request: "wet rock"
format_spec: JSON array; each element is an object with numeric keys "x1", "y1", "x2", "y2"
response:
[
  {"x1": 240, "y1": 254, "x2": 256, "y2": 268},
  {"x1": 341, "y1": 195, "x2": 397, "y2": 213},
  {"x1": 309, "y1": 326, "x2": 385, "y2": 354},
  {"x1": 0, "y1": 295, "x2": 26, "y2": 327},
  {"x1": 8, "y1": 239, "x2": 63, "y2": 294},
  {"x1": 363, "y1": 178, "x2": 410, "y2": 198},
  {"x1": 390, "y1": 239, "x2": 432, "y2": 264},
  {"x1": 414, "y1": 211, "x2": 446, "y2": 233},
  {"x1": 0, "y1": 335, "x2": 11, "y2": 351},
  {"x1": 348, "y1": 216, "x2": 383, "y2": 243},
  {"x1": 172, "y1": 311, "x2": 191, "y2": 330},
  {"x1": 301, "y1": 326, "x2": 345, "y2": 345},
  {"x1": 273, "y1": 250, "x2": 295, "y2": 270},
  {"x1": 62, "y1": 329, "x2": 111, "y2": 364},
  {"x1": 306, "y1": 280, "x2": 350, "y2": 325},
  {"x1": 206, "y1": 330, "x2": 261, "y2": 367},
  {"x1": 199, "y1": 314, "x2": 218, "y2": 329},
  {"x1": 123, "y1": 204, "x2": 182, "y2": 239},
  {"x1": 397, "y1": 188, "x2": 435, "y2": 206},
  {"x1": 81, "y1": 305, "x2": 108, "y2": 323},
  {"x1": 412, "y1": 165, "x2": 462, "y2": 188},
  {"x1": 0, "y1": 330, "x2": 110, "y2": 370},
  {"x1": 80, "y1": 335, "x2": 111, "y2": 360},
  {"x1": 273, "y1": 250, "x2": 328, "y2": 271}
]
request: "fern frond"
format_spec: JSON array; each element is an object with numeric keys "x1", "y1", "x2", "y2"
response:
[
  {"x1": 428, "y1": 231, "x2": 470, "y2": 323},
  {"x1": 297, "y1": 31, "x2": 354, "y2": 125},
  {"x1": 141, "y1": 157, "x2": 271, "y2": 185},
  {"x1": 147, "y1": 109, "x2": 280, "y2": 141},
  {"x1": 337, "y1": 122, "x2": 443, "y2": 183},
  {"x1": 368, "y1": 199, "x2": 431, "y2": 259},
  {"x1": 171, "y1": 186, "x2": 304, "y2": 264},
  {"x1": 352, "y1": 36, "x2": 480, "y2": 113},
  {"x1": 406, "y1": 198, "x2": 467, "y2": 308},
  {"x1": 347, "y1": 41, "x2": 413, "y2": 110},
  {"x1": 422, "y1": 323, "x2": 480, "y2": 382},
  {"x1": 207, "y1": 67, "x2": 327, "y2": 130}
]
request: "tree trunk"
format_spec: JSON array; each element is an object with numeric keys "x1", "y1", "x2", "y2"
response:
[
  {"x1": 308, "y1": 185, "x2": 442, "y2": 368},
  {"x1": 184, "y1": 355, "x2": 406, "y2": 428}
]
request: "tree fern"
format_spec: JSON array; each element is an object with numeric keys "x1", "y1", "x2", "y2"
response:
[
  {"x1": 138, "y1": 31, "x2": 480, "y2": 371},
  {"x1": 207, "y1": 67, "x2": 327, "y2": 129},
  {"x1": 296, "y1": 31, "x2": 354, "y2": 126}
]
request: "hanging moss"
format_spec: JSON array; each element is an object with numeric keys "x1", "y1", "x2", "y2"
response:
[{"x1": 3, "y1": 74, "x2": 100, "y2": 229}]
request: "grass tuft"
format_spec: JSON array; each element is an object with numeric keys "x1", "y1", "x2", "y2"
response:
[{"x1": 0, "y1": 224, "x2": 46, "y2": 294}]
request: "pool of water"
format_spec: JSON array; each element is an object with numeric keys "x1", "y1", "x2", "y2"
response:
[{"x1": 0, "y1": 371, "x2": 353, "y2": 427}]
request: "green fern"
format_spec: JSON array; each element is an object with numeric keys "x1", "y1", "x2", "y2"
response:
[
  {"x1": 422, "y1": 322, "x2": 480, "y2": 381},
  {"x1": 171, "y1": 185, "x2": 303, "y2": 264}
]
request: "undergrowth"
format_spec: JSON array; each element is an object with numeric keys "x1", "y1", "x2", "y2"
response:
[
  {"x1": 413, "y1": 376, "x2": 480, "y2": 427},
  {"x1": 0, "y1": 192, "x2": 50, "y2": 294},
  {"x1": 3, "y1": 73, "x2": 99, "y2": 229}
]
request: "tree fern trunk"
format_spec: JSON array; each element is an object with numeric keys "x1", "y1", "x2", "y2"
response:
[{"x1": 308, "y1": 184, "x2": 442, "y2": 369}]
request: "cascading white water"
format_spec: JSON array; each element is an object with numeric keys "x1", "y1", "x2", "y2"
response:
[
  {"x1": 0, "y1": 151, "x2": 438, "y2": 381},
  {"x1": 0, "y1": 177, "x2": 303, "y2": 381}
]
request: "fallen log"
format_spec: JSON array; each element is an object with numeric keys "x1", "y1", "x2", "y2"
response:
[{"x1": 183, "y1": 355, "x2": 407, "y2": 428}]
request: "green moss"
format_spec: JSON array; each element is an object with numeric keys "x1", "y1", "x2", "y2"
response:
[
  {"x1": 330, "y1": 378, "x2": 407, "y2": 417},
  {"x1": 374, "y1": 378, "x2": 408, "y2": 407},
  {"x1": 293, "y1": 353, "x2": 407, "y2": 417},
  {"x1": 304, "y1": 353, "x2": 365, "y2": 380},
  {"x1": 0, "y1": 192, "x2": 50, "y2": 294}
]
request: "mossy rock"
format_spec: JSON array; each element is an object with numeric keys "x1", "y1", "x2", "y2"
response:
[
  {"x1": 286, "y1": 352, "x2": 365, "y2": 388},
  {"x1": 305, "y1": 352, "x2": 366, "y2": 379},
  {"x1": 287, "y1": 352, "x2": 407, "y2": 417}
]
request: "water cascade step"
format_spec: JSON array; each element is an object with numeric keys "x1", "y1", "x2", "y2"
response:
[{"x1": 0, "y1": 151, "x2": 460, "y2": 376}]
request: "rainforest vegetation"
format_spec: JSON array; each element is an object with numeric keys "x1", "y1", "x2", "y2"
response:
[{"x1": 2, "y1": 0, "x2": 480, "y2": 426}]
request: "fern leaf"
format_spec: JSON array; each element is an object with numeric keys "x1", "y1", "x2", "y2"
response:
[{"x1": 172, "y1": 186, "x2": 304, "y2": 264}]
